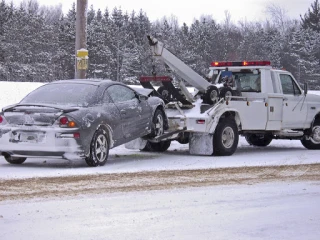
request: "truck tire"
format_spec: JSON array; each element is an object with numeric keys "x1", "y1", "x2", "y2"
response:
[
  {"x1": 141, "y1": 140, "x2": 171, "y2": 152},
  {"x1": 219, "y1": 87, "x2": 233, "y2": 99},
  {"x1": 204, "y1": 86, "x2": 219, "y2": 105},
  {"x1": 4, "y1": 156, "x2": 26, "y2": 164},
  {"x1": 301, "y1": 120, "x2": 320, "y2": 149},
  {"x1": 213, "y1": 118, "x2": 239, "y2": 156},
  {"x1": 245, "y1": 133, "x2": 273, "y2": 147},
  {"x1": 157, "y1": 86, "x2": 170, "y2": 101}
]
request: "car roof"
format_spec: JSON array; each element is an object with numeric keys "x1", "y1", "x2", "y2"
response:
[{"x1": 49, "y1": 79, "x2": 115, "y2": 87}]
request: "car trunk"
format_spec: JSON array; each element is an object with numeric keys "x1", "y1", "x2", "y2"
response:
[{"x1": 3, "y1": 105, "x2": 78, "y2": 126}]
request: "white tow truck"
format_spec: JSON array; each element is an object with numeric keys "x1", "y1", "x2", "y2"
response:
[{"x1": 127, "y1": 36, "x2": 320, "y2": 156}]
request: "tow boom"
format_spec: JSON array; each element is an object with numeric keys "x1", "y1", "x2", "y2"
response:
[{"x1": 147, "y1": 35, "x2": 211, "y2": 92}]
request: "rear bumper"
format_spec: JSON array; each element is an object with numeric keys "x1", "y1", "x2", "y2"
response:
[{"x1": 0, "y1": 126, "x2": 85, "y2": 160}]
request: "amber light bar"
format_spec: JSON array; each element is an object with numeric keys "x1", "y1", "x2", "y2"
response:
[{"x1": 211, "y1": 61, "x2": 271, "y2": 67}]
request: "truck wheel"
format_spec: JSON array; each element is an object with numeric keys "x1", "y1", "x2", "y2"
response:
[
  {"x1": 204, "y1": 86, "x2": 219, "y2": 105},
  {"x1": 213, "y1": 118, "x2": 239, "y2": 156},
  {"x1": 177, "y1": 132, "x2": 189, "y2": 144},
  {"x1": 219, "y1": 87, "x2": 233, "y2": 99},
  {"x1": 4, "y1": 156, "x2": 26, "y2": 164},
  {"x1": 85, "y1": 128, "x2": 109, "y2": 167},
  {"x1": 301, "y1": 120, "x2": 320, "y2": 149},
  {"x1": 141, "y1": 140, "x2": 171, "y2": 152},
  {"x1": 157, "y1": 86, "x2": 170, "y2": 101},
  {"x1": 245, "y1": 133, "x2": 273, "y2": 147}
]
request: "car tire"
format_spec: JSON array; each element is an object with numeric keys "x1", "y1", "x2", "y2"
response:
[
  {"x1": 149, "y1": 109, "x2": 166, "y2": 138},
  {"x1": 4, "y1": 156, "x2": 26, "y2": 164},
  {"x1": 204, "y1": 86, "x2": 219, "y2": 105},
  {"x1": 301, "y1": 120, "x2": 320, "y2": 149},
  {"x1": 213, "y1": 118, "x2": 239, "y2": 156},
  {"x1": 245, "y1": 133, "x2": 273, "y2": 147},
  {"x1": 141, "y1": 109, "x2": 170, "y2": 152},
  {"x1": 85, "y1": 128, "x2": 109, "y2": 167}
]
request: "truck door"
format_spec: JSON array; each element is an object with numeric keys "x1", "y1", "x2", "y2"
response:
[{"x1": 279, "y1": 74, "x2": 307, "y2": 128}]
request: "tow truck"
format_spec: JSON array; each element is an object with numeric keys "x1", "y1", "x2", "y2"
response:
[{"x1": 126, "y1": 35, "x2": 320, "y2": 155}]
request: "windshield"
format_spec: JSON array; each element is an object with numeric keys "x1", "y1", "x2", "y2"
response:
[
  {"x1": 212, "y1": 70, "x2": 261, "y2": 92},
  {"x1": 20, "y1": 83, "x2": 98, "y2": 107}
]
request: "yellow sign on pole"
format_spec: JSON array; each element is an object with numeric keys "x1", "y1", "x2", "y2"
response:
[{"x1": 76, "y1": 49, "x2": 88, "y2": 70}]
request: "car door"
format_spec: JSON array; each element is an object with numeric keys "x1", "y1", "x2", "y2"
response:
[
  {"x1": 279, "y1": 74, "x2": 307, "y2": 129},
  {"x1": 106, "y1": 85, "x2": 149, "y2": 140},
  {"x1": 99, "y1": 89, "x2": 124, "y2": 145}
]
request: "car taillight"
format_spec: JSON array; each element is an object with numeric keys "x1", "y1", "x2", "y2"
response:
[
  {"x1": 58, "y1": 116, "x2": 77, "y2": 128},
  {"x1": 0, "y1": 115, "x2": 5, "y2": 124}
]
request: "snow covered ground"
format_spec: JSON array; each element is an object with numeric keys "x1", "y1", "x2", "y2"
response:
[
  {"x1": 1, "y1": 81, "x2": 320, "y2": 240},
  {"x1": 1, "y1": 182, "x2": 319, "y2": 240}
]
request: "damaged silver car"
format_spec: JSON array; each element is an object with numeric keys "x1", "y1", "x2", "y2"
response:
[{"x1": 0, "y1": 79, "x2": 168, "y2": 167}]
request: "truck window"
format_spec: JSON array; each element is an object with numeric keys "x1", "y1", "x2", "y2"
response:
[
  {"x1": 280, "y1": 74, "x2": 301, "y2": 95},
  {"x1": 233, "y1": 72, "x2": 261, "y2": 92}
]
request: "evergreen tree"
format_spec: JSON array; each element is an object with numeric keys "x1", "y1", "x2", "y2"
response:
[{"x1": 301, "y1": 0, "x2": 320, "y2": 32}]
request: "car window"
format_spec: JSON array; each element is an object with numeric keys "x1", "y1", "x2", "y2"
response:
[
  {"x1": 20, "y1": 83, "x2": 98, "y2": 106},
  {"x1": 280, "y1": 74, "x2": 301, "y2": 95},
  {"x1": 106, "y1": 85, "x2": 136, "y2": 103}
]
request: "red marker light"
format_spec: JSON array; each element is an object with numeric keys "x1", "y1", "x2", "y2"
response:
[
  {"x1": 73, "y1": 132, "x2": 80, "y2": 138},
  {"x1": 196, "y1": 119, "x2": 205, "y2": 124},
  {"x1": 0, "y1": 116, "x2": 3, "y2": 124}
]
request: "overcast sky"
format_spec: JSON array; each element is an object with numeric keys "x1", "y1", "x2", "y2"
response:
[{"x1": 11, "y1": 0, "x2": 315, "y2": 25}]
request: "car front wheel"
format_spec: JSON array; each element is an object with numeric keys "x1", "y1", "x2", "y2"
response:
[{"x1": 85, "y1": 128, "x2": 109, "y2": 167}]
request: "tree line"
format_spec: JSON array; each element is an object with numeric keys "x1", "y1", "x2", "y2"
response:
[{"x1": 0, "y1": 0, "x2": 319, "y2": 89}]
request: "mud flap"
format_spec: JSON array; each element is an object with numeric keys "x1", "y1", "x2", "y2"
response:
[
  {"x1": 189, "y1": 133, "x2": 213, "y2": 155},
  {"x1": 125, "y1": 138, "x2": 148, "y2": 150}
]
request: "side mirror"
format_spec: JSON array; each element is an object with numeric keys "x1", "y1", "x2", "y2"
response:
[
  {"x1": 304, "y1": 82, "x2": 308, "y2": 95},
  {"x1": 138, "y1": 95, "x2": 148, "y2": 101}
]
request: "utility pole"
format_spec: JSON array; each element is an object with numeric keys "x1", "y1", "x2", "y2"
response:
[{"x1": 75, "y1": 0, "x2": 88, "y2": 79}]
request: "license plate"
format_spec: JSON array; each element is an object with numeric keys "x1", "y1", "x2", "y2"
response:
[{"x1": 11, "y1": 131, "x2": 46, "y2": 143}]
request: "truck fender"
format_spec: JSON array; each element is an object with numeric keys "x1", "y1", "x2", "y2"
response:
[{"x1": 208, "y1": 108, "x2": 241, "y2": 134}]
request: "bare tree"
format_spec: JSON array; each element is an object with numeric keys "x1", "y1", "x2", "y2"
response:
[{"x1": 265, "y1": 3, "x2": 288, "y2": 34}]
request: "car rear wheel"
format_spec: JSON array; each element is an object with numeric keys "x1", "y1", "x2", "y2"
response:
[
  {"x1": 85, "y1": 128, "x2": 109, "y2": 167},
  {"x1": 4, "y1": 156, "x2": 26, "y2": 164}
]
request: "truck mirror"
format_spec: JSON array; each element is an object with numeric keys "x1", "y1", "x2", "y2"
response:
[{"x1": 304, "y1": 82, "x2": 308, "y2": 95}]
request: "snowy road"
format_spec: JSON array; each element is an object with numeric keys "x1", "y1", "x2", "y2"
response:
[{"x1": 1, "y1": 181, "x2": 319, "y2": 240}]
